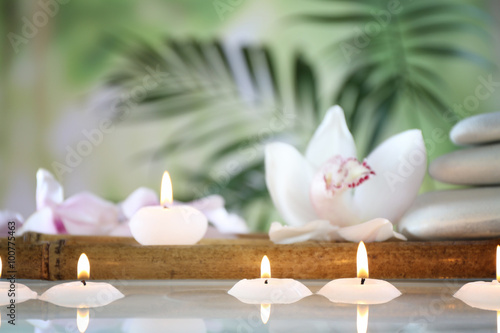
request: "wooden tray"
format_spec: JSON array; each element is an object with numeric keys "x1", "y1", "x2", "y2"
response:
[{"x1": 2, "y1": 232, "x2": 497, "y2": 280}]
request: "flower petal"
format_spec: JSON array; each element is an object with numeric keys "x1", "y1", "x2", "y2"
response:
[
  {"x1": 185, "y1": 195, "x2": 248, "y2": 233},
  {"x1": 309, "y1": 156, "x2": 374, "y2": 226},
  {"x1": 353, "y1": 129, "x2": 427, "y2": 223},
  {"x1": 109, "y1": 223, "x2": 132, "y2": 237},
  {"x1": 18, "y1": 207, "x2": 59, "y2": 235},
  {"x1": 265, "y1": 142, "x2": 318, "y2": 226},
  {"x1": 337, "y1": 218, "x2": 407, "y2": 242},
  {"x1": 56, "y1": 192, "x2": 119, "y2": 235},
  {"x1": 305, "y1": 105, "x2": 357, "y2": 168},
  {"x1": 120, "y1": 187, "x2": 159, "y2": 220},
  {"x1": 269, "y1": 220, "x2": 340, "y2": 244},
  {"x1": 0, "y1": 210, "x2": 24, "y2": 237},
  {"x1": 36, "y1": 168, "x2": 64, "y2": 209}
]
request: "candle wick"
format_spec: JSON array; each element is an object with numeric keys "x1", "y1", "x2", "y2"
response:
[
  {"x1": 361, "y1": 278, "x2": 365, "y2": 285},
  {"x1": 264, "y1": 279, "x2": 268, "y2": 284},
  {"x1": 81, "y1": 280, "x2": 86, "y2": 286}
]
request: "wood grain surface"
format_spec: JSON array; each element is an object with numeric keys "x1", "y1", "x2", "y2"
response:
[{"x1": 1, "y1": 233, "x2": 497, "y2": 280}]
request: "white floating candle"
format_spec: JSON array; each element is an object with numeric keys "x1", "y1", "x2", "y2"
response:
[
  {"x1": 39, "y1": 253, "x2": 124, "y2": 308},
  {"x1": 317, "y1": 242, "x2": 401, "y2": 304},
  {"x1": 454, "y1": 245, "x2": 500, "y2": 311},
  {"x1": 0, "y1": 257, "x2": 37, "y2": 305},
  {"x1": 129, "y1": 171, "x2": 208, "y2": 245},
  {"x1": 228, "y1": 255, "x2": 312, "y2": 304}
]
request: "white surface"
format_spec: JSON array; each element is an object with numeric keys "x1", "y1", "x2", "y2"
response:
[
  {"x1": 228, "y1": 278, "x2": 312, "y2": 304},
  {"x1": 129, "y1": 205, "x2": 208, "y2": 245},
  {"x1": 317, "y1": 278, "x2": 402, "y2": 305},
  {"x1": 450, "y1": 111, "x2": 500, "y2": 145},
  {"x1": 398, "y1": 187, "x2": 500, "y2": 240},
  {"x1": 3, "y1": 279, "x2": 500, "y2": 332},
  {"x1": 454, "y1": 280, "x2": 500, "y2": 311},
  {"x1": 39, "y1": 281, "x2": 124, "y2": 308},
  {"x1": 0, "y1": 281, "x2": 37, "y2": 305},
  {"x1": 429, "y1": 143, "x2": 500, "y2": 185}
]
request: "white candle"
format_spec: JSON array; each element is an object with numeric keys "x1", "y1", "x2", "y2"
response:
[
  {"x1": 129, "y1": 171, "x2": 208, "y2": 245},
  {"x1": 0, "y1": 257, "x2": 37, "y2": 305},
  {"x1": 454, "y1": 245, "x2": 500, "y2": 311},
  {"x1": 39, "y1": 253, "x2": 124, "y2": 308},
  {"x1": 317, "y1": 242, "x2": 401, "y2": 304},
  {"x1": 228, "y1": 255, "x2": 312, "y2": 304}
]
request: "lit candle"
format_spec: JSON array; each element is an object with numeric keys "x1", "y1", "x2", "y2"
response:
[
  {"x1": 454, "y1": 245, "x2": 500, "y2": 311},
  {"x1": 0, "y1": 257, "x2": 37, "y2": 305},
  {"x1": 129, "y1": 171, "x2": 208, "y2": 245},
  {"x1": 228, "y1": 255, "x2": 312, "y2": 304},
  {"x1": 39, "y1": 253, "x2": 124, "y2": 308},
  {"x1": 317, "y1": 241, "x2": 401, "y2": 304}
]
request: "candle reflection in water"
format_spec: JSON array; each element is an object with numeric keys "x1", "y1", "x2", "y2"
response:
[
  {"x1": 260, "y1": 303, "x2": 271, "y2": 324},
  {"x1": 357, "y1": 305, "x2": 369, "y2": 333},
  {"x1": 77, "y1": 308, "x2": 89, "y2": 333}
]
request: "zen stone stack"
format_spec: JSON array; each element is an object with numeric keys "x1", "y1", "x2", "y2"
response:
[{"x1": 399, "y1": 111, "x2": 500, "y2": 240}]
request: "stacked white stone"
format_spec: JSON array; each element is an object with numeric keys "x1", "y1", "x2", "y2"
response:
[{"x1": 398, "y1": 111, "x2": 500, "y2": 240}]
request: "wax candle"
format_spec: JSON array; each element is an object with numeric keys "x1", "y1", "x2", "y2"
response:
[
  {"x1": 317, "y1": 242, "x2": 401, "y2": 304},
  {"x1": 129, "y1": 171, "x2": 208, "y2": 245},
  {"x1": 228, "y1": 255, "x2": 312, "y2": 304},
  {"x1": 39, "y1": 253, "x2": 124, "y2": 308},
  {"x1": 0, "y1": 257, "x2": 37, "y2": 305},
  {"x1": 454, "y1": 245, "x2": 500, "y2": 311}
]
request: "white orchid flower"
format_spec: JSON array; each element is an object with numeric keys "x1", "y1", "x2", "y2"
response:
[{"x1": 266, "y1": 105, "x2": 426, "y2": 243}]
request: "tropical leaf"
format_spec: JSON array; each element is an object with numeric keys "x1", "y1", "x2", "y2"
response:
[
  {"x1": 299, "y1": 0, "x2": 492, "y2": 154},
  {"x1": 109, "y1": 39, "x2": 322, "y2": 230}
]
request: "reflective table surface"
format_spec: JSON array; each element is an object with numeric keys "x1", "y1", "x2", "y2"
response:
[{"x1": 2, "y1": 279, "x2": 497, "y2": 332}]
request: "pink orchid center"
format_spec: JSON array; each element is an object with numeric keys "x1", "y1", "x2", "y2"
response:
[
  {"x1": 309, "y1": 156, "x2": 375, "y2": 226},
  {"x1": 322, "y1": 156, "x2": 375, "y2": 192}
]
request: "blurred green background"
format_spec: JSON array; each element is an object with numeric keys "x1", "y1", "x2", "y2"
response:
[{"x1": 1, "y1": 0, "x2": 499, "y2": 231}]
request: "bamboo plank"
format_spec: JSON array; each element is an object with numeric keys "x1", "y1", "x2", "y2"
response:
[{"x1": 1, "y1": 234, "x2": 498, "y2": 280}]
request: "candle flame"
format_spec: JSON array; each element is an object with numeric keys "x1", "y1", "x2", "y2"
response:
[
  {"x1": 77, "y1": 253, "x2": 90, "y2": 281},
  {"x1": 261, "y1": 304, "x2": 271, "y2": 324},
  {"x1": 357, "y1": 304, "x2": 369, "y2": 333},
  {"x1": 0, "y1": 257, "x2": 2, "y2": 279},
  {"x1": 497, "y1": 245, "x2": 499, "y2": 282},
  {"x1": 160, "y1": 171, "x2": 173, "y2": 206},
  {"x1": 357, "y1": 241, "x2": 369, "y2": 279},
  {"x1": 77, "y1": 308, "x2": 90, "y2": 333},
  {"x1": 261, "y1": 255, "x2": 271, "y2": 279}
]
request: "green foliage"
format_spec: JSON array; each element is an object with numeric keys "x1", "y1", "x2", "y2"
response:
[
  {"x1": 109, "y1": 0, "x2": 492, "y2": 230},
  {"x1": 298, "y1": 0, "x2": 493, "y2": 155}
]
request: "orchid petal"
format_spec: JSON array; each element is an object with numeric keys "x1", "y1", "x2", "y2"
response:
[
  {"x1": 183, "y1": 195, "x2": 248, "y2": 233},
  {"x1": 18, "y1": 207, "x2": 59, "y2": 235},
  {"x1": 269, "y1": 220, "x2": 341, "y2": 244},
  {"x1": 305, "y1": 105, "x2": 357, "y2": 168},
  {"x1": 56, "y1": 192, "x2": 119, "y2": 235},
  {"x1": 265, "y1": 142, "x2": 318, "y2": 226},
  {"x1": 109, "y1": 223, "x2": 132, "y2": 237},
  {"x1": 354, "y1": 130, "x2": 426, "y2": 223},
  {"x1": 0, "y1": 210, "x2": 23, "y2": 237},
  {"x1": 309, "y1": 156, "x2": 375, "y2": 226},
  {"x1": 183, "y1": 195, "x2": 225, "y2": 211},
  {"x1": 120, "y1": 187, "x2": 159, "y2": 220},
  {"x1": 36, "y1": 168, "x2": 64, "y2": 209},
  {"x1": 337, "y1": 218, "x2": 407, "y2": 242}
]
